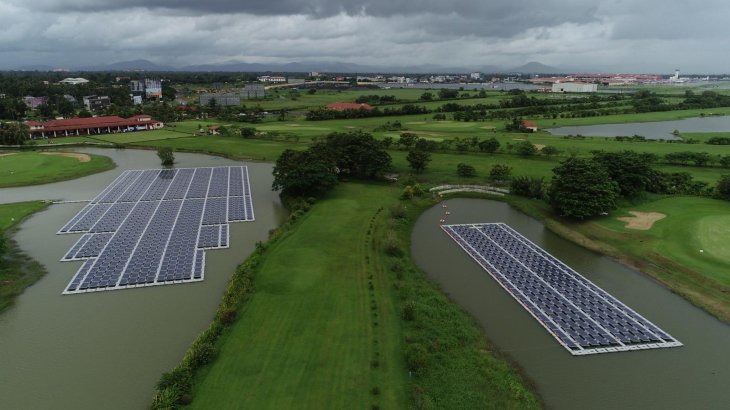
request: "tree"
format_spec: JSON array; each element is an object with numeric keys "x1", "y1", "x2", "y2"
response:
[
  {"x1": 438, "y1": 89, "x2": 459, "y2": 99},
  {"x1": 541, "y1": 145, "x2": 561, "y2": 158},
  {"x1": 420, "y1": 92, "x2": 433, "y2": 101},
  {"x1": 510, "y1": 176, "x2": 544, "y2": 199},
  {"x1": 0, "y1": 122, "x2": 29, "y2": 145},
  {"x1": 272, "y1": 149, "x2": 338, "y2": 196},
  {"x1": 489, "y1": 164, "x2": 512, "y2": 181},
  {"x1": 381, "y1": 136, "x2": 394, "y2": 149},
  {"x1": 592, "y1": 151, "x2": 655, "y2": 198},
  {"x1": 716, "y1": 175, "x2": 730, "y2": 200},
  {"x1": 398, "y1": 132, "x2": 418, "y2": 149},
  {"x1": 310, "y1": 131, "x2": 392, "y2": 179},
  {"x1": 720, "y1": 156, "x2": 730, "y2": 168},
  {"x1": 240, "y1": 127, "x2": 256, "y2": 138},
  {"x1": 157, "y1": 147, "x2": 175, "y2": 166},
  {"x1": 456, "y1": 163, "x2": 476, "y2": 177},
  {"x1": 514, "y1": 140, "x2": 538, "y2": 156},
  {"x1": 547, "y1": 157, "x2": 620, "y2": 220},
  {"x1": 406, "y1": 149, "x2": 431, "y2": 173},
  {"x1": 478, "y1": 137, "x2": 500, "y2": 153}
]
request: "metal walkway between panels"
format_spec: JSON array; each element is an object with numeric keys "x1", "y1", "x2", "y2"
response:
[{"x1": 442, "y1": 223, "x2": 682, "y2": 355}]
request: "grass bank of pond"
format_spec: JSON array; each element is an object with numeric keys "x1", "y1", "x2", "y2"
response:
[
  {"x1": 172, "y1": 183, "x2": 539, "y2": 409},
  {"x1": 0, "y1": 150, "x2": 115, "y2": 188},
  {"x1": 0, "y1": 201, "x2": 49, "y2": 313}
]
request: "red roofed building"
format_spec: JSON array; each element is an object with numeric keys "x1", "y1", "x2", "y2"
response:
[
  {"x1": 521, "y1": 120, "x2": 538, "y2": 132},
  {"x1": 24, "y1": 115, "x2": 163, "y2": 139},
  {"x1": 326, "y1": 102, "x2": 374, "y2": 111}
]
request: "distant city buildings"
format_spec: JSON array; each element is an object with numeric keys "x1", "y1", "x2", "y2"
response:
[
  {"x1": 23, "y1": 96, "x2": 46, "y2": 109},
  {"x1": 59, "y1": 78, "x2": 89, "y2": 85},
  {"x1": 199, "y1": 85, "x2": 265, "y2": 106},
  {"x1": 551, "y1": 82, "x2": 598, "y2": 93},
  {"x1": 257, "y1": 75, "x2": 287, "y2": 83},
  {"x1": 144, "y1": 79, "x2": 162, "y2": 99},
  {"x1": 130, "y1": 78, "x2": 163, "y2": 100},
  {"x1": 470, "y1": 72, "x2": 482, "y2": 80},
  {"x1": 83, "y1": 95, "x2": 111, "y2": 111}
]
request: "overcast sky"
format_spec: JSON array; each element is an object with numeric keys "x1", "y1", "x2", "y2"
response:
[{"x1": 1, "y1": 0, "x2": 727, "y2": 73}]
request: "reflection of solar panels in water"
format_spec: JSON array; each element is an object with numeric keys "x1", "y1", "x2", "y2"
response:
[
  {"x1": 58, "y1": 166, "x2": 254, "y2": 295},
  {"x1": 442, "y1": 222, "x2": 682, "y2": 355}
]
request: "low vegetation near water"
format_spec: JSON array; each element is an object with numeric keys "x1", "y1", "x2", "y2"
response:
[{"x1": 0, "y1": 201, "x2": 49, "y2": 313}]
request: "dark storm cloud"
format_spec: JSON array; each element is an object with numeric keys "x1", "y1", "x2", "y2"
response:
[
  {"x1": 15, "y1": 0, "x2": 600, "y2": 36},
  {"x1": 2, "y1": 0, "x2": 730, "y2": 72}
]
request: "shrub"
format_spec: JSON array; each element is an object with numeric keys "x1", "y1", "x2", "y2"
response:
[
  {"x1": 389, "y1": 203, "x2": 407, "y2": 219},
  {"x1": 403, "y1": 300, "x2": 416, "y2": 321},
  {"x1": 510, "y1": 176, "x2": 544, "y2": 199},
  {"x1": 405, "y1": 343, "x2": 428, "y2": 371},
  {"x1": 514, "y1": 140, "x2": 538, "y2": 156},
  {"x1": 489, "y1": 164, "x2": 512, "y2": 181},
  {"x1": 151, "y1": 386, "x2": 180, "y2": 410},
  {"x1": 716, "y1": 175, "x2": 730, "y2": 200},
  {"x1": 383, "y1": 231, "x2": 404, "y2": 257},
  {"x1": 157, "y1": 147, "x2": 175, "y2": 166},
  {"x1": 456, "y1": 163, "x2": 476, "y2": 177}
]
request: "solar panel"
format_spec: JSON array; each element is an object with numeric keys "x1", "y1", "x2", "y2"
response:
[
  {"x1": 58, "y1": 166, "x2": 255, "y2": 295},
  {"x1": 442, "y1": 222, "x2": 682, "y2": 355}
]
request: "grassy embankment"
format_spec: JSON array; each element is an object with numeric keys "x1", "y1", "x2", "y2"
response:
[
  {"x1": 0, "y1": 201, "x2": 49, "y2": 313},
  {"x1": 169, "y1": 183, "x2": 538, "y2": 409},
  {"x1": 0, "y1": 151, "x2": 115, "y2": 187}
]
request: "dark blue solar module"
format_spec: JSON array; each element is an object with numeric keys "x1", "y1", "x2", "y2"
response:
[
  {"x1": 442, "y1": 223, "x2": 682, "y2": 355},
  {"x1": 58, "y1": 166, "x2": 254, "y2": 294}
]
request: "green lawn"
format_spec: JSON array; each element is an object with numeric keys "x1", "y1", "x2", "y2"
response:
[
  {"x1": 185, "y1": 183, "x2": 539, "y2": 409},
  {"x1": 0, "y1": 201, "x2": 49, "y2": 313},
  {"x1": 188, "y1": 184, "x2": 408, "y2": 409},
  {"x1": 0, "y1": 151, "x2": 115, "y2": 187},
  {"x1": 596, "y1": 196, "x2": 730, "y2": 287}
]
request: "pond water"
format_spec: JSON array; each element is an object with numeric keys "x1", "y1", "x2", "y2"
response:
[
  {"x1": 411, "y1": 198, "x2": 730, "y2": 409},
  {"x1": 546, "y1": 115, "x2": 730, "y2": 140},
  {"x1": 0, "y1": 148, "x2": 286, "y2": 409}
]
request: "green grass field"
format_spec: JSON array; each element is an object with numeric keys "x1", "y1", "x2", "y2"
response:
[
  {"x1": 0, "y1": 201, "x2": 49, "y2": 313},
  {"x1": 596, "y1": 197, "x2": 730, "y2": 287},
  {"x1": 186, "y1": 183, "x2": 539, "y2": 409},
  {"x1": 0, "y1": 151, "x2": 115, "y2": 187}
]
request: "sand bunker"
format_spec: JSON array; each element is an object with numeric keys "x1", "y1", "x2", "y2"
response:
[
  {"x1": 617, "y1": 211, "x2": 666, "y2": 230},
  {"x1": 41, "y1": 152, "x2": 91, "y2": 163},
  {"x1": 405, "y1": 121, "x2": 426, "y2": 125},
  {"x1": 535, "y1": 144, "x2": 546, "y2": 150},
  {"x1": 480, "y1": 126, "x2": 496, "y2": 130},
  {"x1": 0, "y1": 152, "x2": 17, "y2": 157}
]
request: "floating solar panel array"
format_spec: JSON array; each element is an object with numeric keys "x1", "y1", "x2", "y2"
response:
[
  {"x1": 442, "y1": 223, "x2": 682, "y2": 355},
  {"x1": 58, "y1": 166, "x2": 254, "y2": 295}
]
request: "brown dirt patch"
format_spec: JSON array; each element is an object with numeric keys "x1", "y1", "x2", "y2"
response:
[
  {"x1": 41, "y1": 152, "x2": 91, "y2": 163},
  {"x1": 617, "y1": 211, "x2": 666, "y2": 230}
]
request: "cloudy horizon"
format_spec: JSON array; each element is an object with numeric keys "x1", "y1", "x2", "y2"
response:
[{"x1": 1, "y1": 0, "x2": 728, "y2": 73}]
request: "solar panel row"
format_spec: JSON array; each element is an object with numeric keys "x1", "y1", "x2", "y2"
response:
[
  {"x1": 443, "y1": 222, "x2": 681, "y2": 355},
  {"x1": 59, "y1": 166, "x2": 254, "y2": 295}
]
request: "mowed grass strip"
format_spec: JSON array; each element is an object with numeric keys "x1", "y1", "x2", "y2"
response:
[
  {"x1": 0, "y1": 151, "x2": 114, "y2": 188},
  {"x1": 0, "y1": 201, "x2": 49, "y2": 313},
  {"x1": 187, "y1": 184, "x2": 408, "y2": 409}
]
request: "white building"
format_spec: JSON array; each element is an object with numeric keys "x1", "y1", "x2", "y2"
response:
[
  {"x1": 257, "y1": 76, "x2": 287, "y2": 83},
  {"x1": 60, "y1": 78, "x2": 89, "y2": 85},
  {"x1": 552, "y1": 82, "x2": 597, "y2": 93},
  {"x1": 470, "y1": 72, "x2": 481, "y2": 81}
]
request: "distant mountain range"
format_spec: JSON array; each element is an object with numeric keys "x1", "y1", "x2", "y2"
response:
[{"x1": 11, "y1": 59, "x2": 568, "y2": 75}]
